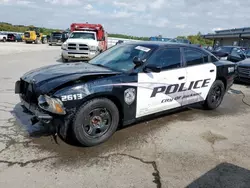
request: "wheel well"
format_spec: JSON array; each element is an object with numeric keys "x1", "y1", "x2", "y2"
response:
[{"x1": 217, "y1": 77, "x2": 227, "y2": 89}]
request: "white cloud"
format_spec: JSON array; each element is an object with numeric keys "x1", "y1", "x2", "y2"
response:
[
  {"x1": 84, "y1": 4, "x2": 93, "y2": 10},
  {"x1": 150, "y1": 0, "x2": 164, "y2": 9},
  {"x1": 176, "y1": 24, "x2": 187, "y2": 29},
  {"x1": 112, "y1": 10, "x2": 135, "y2": 18},
  {"x1": 0, "y1": 0, "x2": 32, "y2": 5},
  {"x1": 44, "y1": 0, "x2": 81, "y2": 5},
  {"x1": 2, "y1": 0, "x2": 250, "y2": 37}
]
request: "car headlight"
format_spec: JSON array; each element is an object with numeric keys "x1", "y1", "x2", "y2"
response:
[
  {"x1": 61, "y1": 43, "x2": 67, "y2": 50},
  {"x1": 220, "y1": 56, "x2": 227, "y2": 60},
  {"x1": 89, "y1": 45, "x2": 97, "y2": 51},
  {"x1": 38, "y1": 95, "x2": 66, "y2": 115}
]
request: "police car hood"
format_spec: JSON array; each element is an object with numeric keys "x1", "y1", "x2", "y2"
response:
[
  {"x1": 21, "y1": 62, "x2": 120, "y2": 93},
  {"x1": 66, "y1": 38, "x2": 98, "y2": 46}
]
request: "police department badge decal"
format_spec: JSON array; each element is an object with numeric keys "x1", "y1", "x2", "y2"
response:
[{"x1": 124, "y1": 88, "x2": 136, "y2": 105}]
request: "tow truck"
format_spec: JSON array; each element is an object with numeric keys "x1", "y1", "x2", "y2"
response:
[{"x1": 61, "y1": 23, "x2": 108, "y2": 62}]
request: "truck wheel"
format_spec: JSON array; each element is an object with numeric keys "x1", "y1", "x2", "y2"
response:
[
  {"x1": 61, "y1": 55, "x2": 68, "y2": 62},
  {"x1": 203, "y1": 80, "x2": 225, "y2": 110},
  {"x1": 72, "y1": 98, "x2": 119, "y2": 147},
  {"x1": 3, "y1": 37, "x2": 6, "y2": 42}
]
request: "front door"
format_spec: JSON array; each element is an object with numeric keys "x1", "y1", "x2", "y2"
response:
[
  {"x1": 136, "y1": 47, "x2": 187, "y2": 118},
  {"x1": 182, "y1": 47, "x2": 217, "y2": 106}
]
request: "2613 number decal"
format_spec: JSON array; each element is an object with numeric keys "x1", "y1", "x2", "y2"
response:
[{"x1": 61, "y1": 94, "x2": 83, "y2": 101}]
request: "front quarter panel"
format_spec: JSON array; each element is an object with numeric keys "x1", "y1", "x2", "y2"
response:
[
  {"x1": 53, "y1": 78, "x2": 114, "y2": 109},
  {"x1": 52, "y1": 74, "x2": 138, "y2": 124}
]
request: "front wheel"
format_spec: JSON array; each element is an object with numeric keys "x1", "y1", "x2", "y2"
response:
[
  {"x1": 72, "y1": 98, "x2": 119, "y2": 147},
  {"x1": 203, "y1": 80, "x2": 225, "y2": 110},
  {"x1": 61, "y1": 55, "x2": 68, "y2": 63}
]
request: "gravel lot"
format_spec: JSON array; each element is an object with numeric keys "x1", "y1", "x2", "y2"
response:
[{"x1": 0, "y1": 42, "x2": 250, "y2": 188}]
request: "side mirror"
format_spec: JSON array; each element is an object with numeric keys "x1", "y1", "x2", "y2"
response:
[
  {"x1": 143, "y1": 64, "x2": 162, "y2": 73},
  {"x1": 133, "y1": 56, "x2": 143, "y2": 66}
]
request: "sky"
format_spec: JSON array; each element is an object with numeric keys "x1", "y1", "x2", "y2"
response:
[{"x1": 0, "y1": 0, "x2": 250, "y2": 38}]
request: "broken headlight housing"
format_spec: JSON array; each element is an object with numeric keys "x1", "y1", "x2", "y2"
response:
[{"x1": 38, "y1": 95, "x2": 66, "y2": 115}]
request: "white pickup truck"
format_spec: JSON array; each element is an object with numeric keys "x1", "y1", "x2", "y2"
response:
[
  {"x1": 61, "y1": 31, "x2": 100, "y2": 62},
  {"x1": 0, "y1": 32, "x2": 7, "y2": 42}
]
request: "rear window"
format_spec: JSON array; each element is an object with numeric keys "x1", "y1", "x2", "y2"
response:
[
  {"x1": 52, "y1": 32, "x2": 62, "y2": 37},
  {"x1": 24, "y1": 32, "x2": 30, "y2": 37}
]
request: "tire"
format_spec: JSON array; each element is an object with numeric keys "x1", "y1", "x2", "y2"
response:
[
  {"x1": 3, "y1": 37, "x2": 6, "y2": 42},
  {"x1": 72, "y1": 98, "x2": 119, "y2": 147},
  {"x1": 203, "y1": 80, "x2": 225, "y2": 110},
  {"x1": 61, "y1": 55, "x2": 68, "y2": 63}
]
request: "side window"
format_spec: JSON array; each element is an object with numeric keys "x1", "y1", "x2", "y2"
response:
[
  {"x1": 184, "y1": 48, "x2": 209, "y2": 66},
  {"x1": 147, "y1": 48, "x2": 181, "y2": 70}
]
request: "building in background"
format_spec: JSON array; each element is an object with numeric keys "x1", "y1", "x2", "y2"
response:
[{"x1": 202, "y1": 27, "x2": 250, "y2": 48}]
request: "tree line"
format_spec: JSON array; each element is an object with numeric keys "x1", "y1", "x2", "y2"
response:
[{"x1": 0, "y1": 22, "x2": 213, "y2": 46}]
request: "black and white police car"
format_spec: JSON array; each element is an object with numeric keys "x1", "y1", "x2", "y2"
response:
[{"x1": 15, "y1": 41, "x2": 236, "y2": 147}]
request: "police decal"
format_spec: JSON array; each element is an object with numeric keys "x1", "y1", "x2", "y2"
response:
[{"x1": 124, "y1": 88, "x2": 136, "y2": 105}]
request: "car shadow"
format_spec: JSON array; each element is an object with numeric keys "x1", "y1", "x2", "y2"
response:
[
  {"x1": 186, "y1": 162, "x2": 250, "y2": 188},
  {"x1": 234, "y1": 80, "x2": 250, "y2": 87},
  {"x1": 11, "y1": 102, "x2": 190, "y2": 147}
]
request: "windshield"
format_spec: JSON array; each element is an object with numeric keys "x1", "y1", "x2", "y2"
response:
[
  {"x1": 215, "y1": 46, "x2": 232, "y2": 53},
  {"x1": 89, "y1": 44, "x2": 155, "y2": 72},
  {"x1": 69, "y1": 32, "x2": 95, "y2": 40},
  {"x1": 168, "y1": 38, "x2": 190, "y2": 44},
  {"x1": 52, "y1": 32, "x2": 62, "y2": 37}
]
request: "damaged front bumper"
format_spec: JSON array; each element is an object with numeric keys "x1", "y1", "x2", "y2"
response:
[
  {"x1": 19, "y1": 96, "x2": 75, "y2": 140},
  {"x1": 20, "y1": 96, "x2": 57, "y2": 134}
]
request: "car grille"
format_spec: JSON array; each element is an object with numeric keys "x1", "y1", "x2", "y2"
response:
[
  {"x1": 237, "y1": 66, "x2": 250, "y2": 77},
  {"x1": 67, "y1": 43, "x2": 89, "y2": 51},
  {"x1": 19, "y1": 79, "x2": 38, "y2": 104}
]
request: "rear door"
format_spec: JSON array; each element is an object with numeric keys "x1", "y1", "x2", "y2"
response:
[
  {"x1": 182, "y1": 47, "x2": 217, "y2": 106},
  {"x1": 136, "y1": 47, "x2": 187, "y2": 118}
]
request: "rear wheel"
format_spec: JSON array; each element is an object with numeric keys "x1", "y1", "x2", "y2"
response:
[
  {"x1": 72, "y1": 98, "x2": 119, "y2": 147},
  {"x1": 203, "y1": 80, "x2": 225, "y2": 110},
  {"x1": 3, "y1": 37, "x2": 6, "y2": 42}
]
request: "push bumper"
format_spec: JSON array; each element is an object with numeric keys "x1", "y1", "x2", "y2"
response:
[{"x1": 61, "y1": 49, "x2": 98, "y2": 61}]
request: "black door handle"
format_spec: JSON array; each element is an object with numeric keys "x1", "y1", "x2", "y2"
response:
[
  {"x1": 178, "y1": 76, "x2": 185, "y2": 80},
  {"x1": 210, "y1": 69, "x2": 215, "y2": 72}
]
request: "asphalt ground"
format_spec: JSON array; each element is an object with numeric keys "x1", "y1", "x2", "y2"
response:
[{"x1": 0, "y1": 42, "x2": 250, "y2": 188}]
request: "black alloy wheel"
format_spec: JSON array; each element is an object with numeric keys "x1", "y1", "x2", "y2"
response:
[
  {"x1": 210, "y1": 85, "x2": 222, "y2": 105},
  {"x1": 72, "y1": 98, "x2": 119, "y2": 147},
  {"x1": 203, "y1": 80, "x2": 225, "y2": 110},
  {"x1": 84, "y1": 108, "x2": 112, "y2": 138}
]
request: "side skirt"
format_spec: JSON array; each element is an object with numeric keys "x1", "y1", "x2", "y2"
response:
[{"x1": 122, "y1": 101, "x2": 205, "y2": 127}]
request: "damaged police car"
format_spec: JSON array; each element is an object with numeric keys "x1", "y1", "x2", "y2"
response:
[{"x1": 15, "y1": 42, "x2": 236, "y2": 147}]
